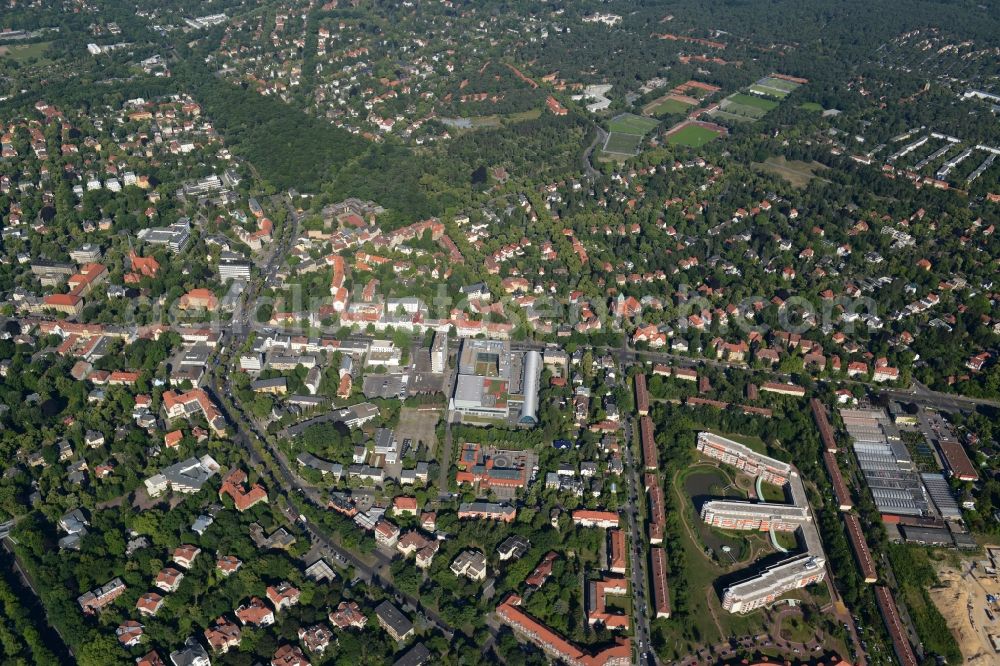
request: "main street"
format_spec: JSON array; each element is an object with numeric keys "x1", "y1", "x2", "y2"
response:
[
  {"x1": 207, "y1": 199, "x2": 457, "y2": 640},
  {"x1": 621, "y1": 413, "x2": 657, "y2": 666}
]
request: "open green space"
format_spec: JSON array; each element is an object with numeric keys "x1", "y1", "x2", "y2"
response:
[
  {"x1": 759, "y1": 481, "x2": 787, "y2": 503},
  {"x1": 653, "y1": 466, "x2": 773, "y2": 660},
  {"x1": 608, "y1": 113, "x2": 660, "y2": 135},
  {"x1": 718, "y1": 101, "x2": 768, "y2": 120},
  {"x1": 666, "y1": 123, "x2": 722, "y2": 148},
  {"x1": 774, "y1": 530, "x2": 799, "y2": 551},
  {"x1": 780, "y1": 614, "x2": 816, "y2": 643},
  {"x1": 886, "y1": 544, "x2": 962, "y2": 663},
  {"x1": 461, "y1": 108, "x2": 544, "y2": 129},
  {"x1": 706, "y1": 429, "x2": 768, "y2": 454},
  {"x1": 752, "y1": 156, "x2": 831, "y2": 188},
  {"x1": 798, "y1": 102, "x2": 824, "y2": 112},
  {"x1": 0, "y1": 41, "x2": 51, "y2": 62}
]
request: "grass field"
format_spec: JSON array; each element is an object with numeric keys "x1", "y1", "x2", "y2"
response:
[
  {"x1": 752, "y1": 156, "x2": 831, "y2": 188},
  {"x1": 644, "y1": 96, "x2": 695, "y2": 116},
  {"x1": 655, "y1": 467, "x2": 773, "y2": 659},
  {"x1": 666, "y1": 123, "x2": 723, "y2": 148},
  {"x1": 759, "y1": 482, "x2": 787, "y2": 503},
  {"x1": 603, "y1": 132, "x2": 644, "y2": 155},
  {"x1": 710, "y1": 109, "x2": 755, "y2": 123},
  {"x1": 799, "y1": 102, "x2": 824, "y2": 112},
  {"x1": 749, "y1": 84, "x2": 788, "y2": 99},
  {"x1": 757, "y1": 76, "x2": 800, "y2": 93},
  {"x1": 608, "y1": 113, "x2": 660, "y2": 135},
  {"x1": 0, "y1": 41, "x2": 51, "y2": 62},
  {"x1": 728, "y1": 93, "x2": 780, "y2": 112},
  {"x1": 717, "y1": 99, "x2": 768, "y2": 120}
]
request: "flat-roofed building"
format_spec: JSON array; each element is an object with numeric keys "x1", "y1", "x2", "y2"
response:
[
  {"x1": 430, "y1": 332, "x2": 447, "y2": 373},
  {"x1": 722, "y1": 554, "x2": 825, "y2": 613},
  {"x1": 696, "y1": 432, "x2": 791, "y2": 485},
  {"x1": 458, "y1": 501, "x2": 516, "y2": 522},
  {"x1": 700, "y1": 500, "x2": 810, "y2": 532}
]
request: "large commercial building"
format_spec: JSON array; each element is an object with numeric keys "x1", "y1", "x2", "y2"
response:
[
  {"x1": 696, "y1": 432, "x2": 791, "y2": 485},
  {"x1": 842, "y1": 407, "x2": 929, "y2": 516},
  {"x1": 449, "y1": 340, "x2": 541, "y2": 425}
]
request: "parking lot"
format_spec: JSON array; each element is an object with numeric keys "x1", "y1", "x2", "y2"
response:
[{"x1": 396, "y1": 407, "x2": 440, "y2": 457}]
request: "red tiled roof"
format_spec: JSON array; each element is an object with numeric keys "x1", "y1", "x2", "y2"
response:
[{"x1": 219, "y1": 469, "x2": 269, "y2": 511}]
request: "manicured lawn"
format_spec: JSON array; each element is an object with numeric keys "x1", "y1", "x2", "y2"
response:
[
  {"x1": 666, "y1": 123, "x2": 722, "y2": 148},
  {"x1": 602, "y1": 132, "x2": 644, "y2": 155},
  {"x1": 728, "y1": 93, "x2": 780, "y2": 112},
  {"x1": 799, "y1": 102, "x2": 824, "y2": 112},
  {"x1": 608, "y1": 113, "x2": 659, "y2": 135}
]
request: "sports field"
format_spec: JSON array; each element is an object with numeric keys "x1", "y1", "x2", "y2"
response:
[
  {"x1": 603, "y1": 132, "x2": 644, "y2": 155},
  {"x1": 608, "y1": 113, "x2": 660, "y2": 135},
  {"x1": 602, "y1": 113, "x2": 659, "y2": 156},
  {"x1": 757, "y1": 76, "x2": 800, "y2": 93},
  {"x1": 728, "y1": 93, "x2": 780, "y2": 112},
  {"x1": 643, "y1": 95, "x2": 695, "y2": 116},
  {"x1": 665, "y1": 122, "x2": 725, "y2": 148},
  {"x1": 749, "y1": 84, "x2": 788, "y2": 99}
]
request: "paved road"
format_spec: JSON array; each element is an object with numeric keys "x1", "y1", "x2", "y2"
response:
[
  {"x1": 437, "y1": 363, "x2": 459, "y2": 498},
  {"x1": 206, "y1": 201, "x2": 458, "y2": 640},
  {"x1": 581, "y1": 124, "x2": 608, "y2": 178},
  {"x1": 621, "y1": 414, "x2": 657, "y2": 666},
  {"x1": 881, "y1": 380, "x2": 1000, "y2": 411}
]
